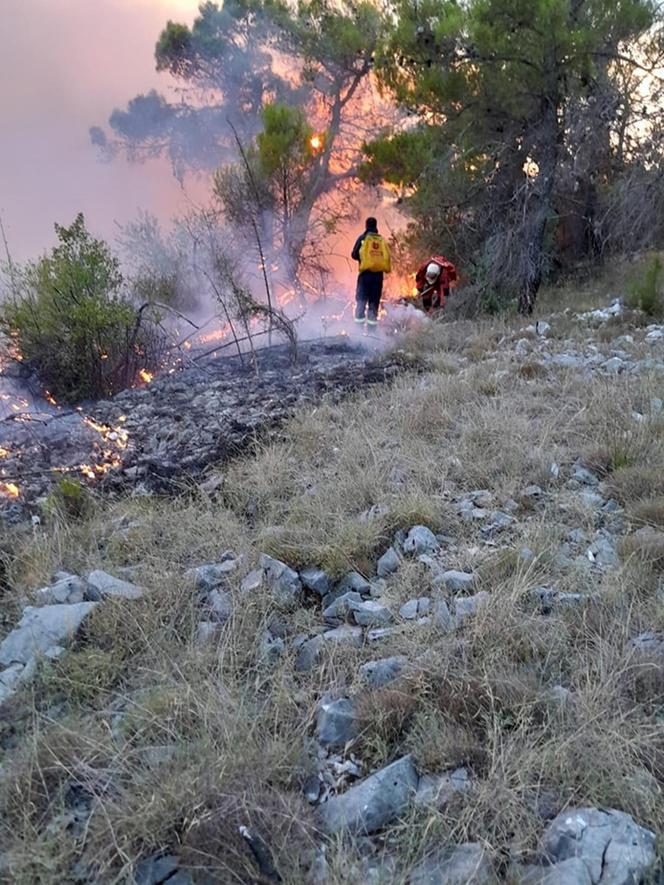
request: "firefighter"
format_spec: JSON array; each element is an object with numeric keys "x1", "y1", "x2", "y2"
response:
[
  {"x1": 351, "y1": 217, "x2": 391, "y2": 326},
  {"x1": 415, "y1": 255, "x2": 457, "y2": 314}
]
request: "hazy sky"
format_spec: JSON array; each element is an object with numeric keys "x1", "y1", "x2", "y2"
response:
[{"x1": 0, "y1": 0, "x2": 202, "y2": 260}]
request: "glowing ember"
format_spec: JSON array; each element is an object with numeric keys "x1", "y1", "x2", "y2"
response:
[
  {"x1": 0, "y1": 482, "x2": 19, "y2": 498},
  {"x1": 310, "y1": 133, "x2": 323, "y2": 152},
  {"x1": 0, "y1": 447, "x2": 9, "y2": 459},
  {"x1": 139, "y1": 369, "x2": 153, "y2": 383},
  {"x1": 44, "y1": 390, "x2": 57, "y2": 405}
]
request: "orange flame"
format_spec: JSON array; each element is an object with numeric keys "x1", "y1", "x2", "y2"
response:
[
  {"x1": 1, "y1": 482, "x2": 19, "y2": 498},
  {"x1": 139, "y1": 369, "x2": 153, "y2": 384},
  {"x1": 310, "y1": 133, "x2": 323, "y2": 153}
]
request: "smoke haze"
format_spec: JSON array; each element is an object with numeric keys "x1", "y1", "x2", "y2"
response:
[{"x1": 0, "y1": 0, "x2": 201, "y2": 261}]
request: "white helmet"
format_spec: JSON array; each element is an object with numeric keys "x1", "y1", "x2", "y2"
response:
[{"x1": 425, "y1": 262, "x2": 440, "y2": 283}]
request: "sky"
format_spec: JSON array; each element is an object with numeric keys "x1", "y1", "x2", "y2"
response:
[{"x1": 0, "y1": 0, "x2": 202, "y2": 261}]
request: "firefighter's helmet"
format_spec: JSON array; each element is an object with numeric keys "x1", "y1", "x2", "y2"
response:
[{"x1": 425, "y1": 262, "x2": 440, "y2": 283}]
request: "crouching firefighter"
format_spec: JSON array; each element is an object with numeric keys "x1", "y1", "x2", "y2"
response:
[
  {"x1": 415, "y1": 255, "x2": 457, "y2": 314},
  {"x1": 351, "y1": 217, "x2": 391, "y2": 326}
]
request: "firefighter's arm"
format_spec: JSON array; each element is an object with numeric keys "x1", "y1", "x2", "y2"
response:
[
  {"x1": 351, "y1": 235, "x2": 363, "y2": 262},
  {"x1": 385, "y1": 244, "x2": 391, "y2": 274}
]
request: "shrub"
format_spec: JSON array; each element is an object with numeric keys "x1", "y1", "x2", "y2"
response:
[
  {"x1": 627, "y1": 254, "x2": 664, "y2": 318},
  {"x1": 0, "y1": 214, "x2": 165, "y2": 401}
]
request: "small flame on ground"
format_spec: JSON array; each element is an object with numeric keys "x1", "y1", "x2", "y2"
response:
[
  {"x1": 44, "y1": 391, "x2": 57, "y2": 405},
  {"x1": 0, "y1": 482, "x2": 19, "y2": 498},
  {"x1": 139, "y1": 369, "x2": 153, "y2": 384},
  {"x1": 0, "y1": 447, "x2": 9, "y2": 459},
  {"x1": 310, "y1": 133, "x2": 323, "y2": 152}
]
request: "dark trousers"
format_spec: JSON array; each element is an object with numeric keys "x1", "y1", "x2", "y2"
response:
[
  {"x1": 355, "y1": 271, "x2": 383, "y2": 322},
  {"x1": 422, "y1": 286, "x2": 450, "y2": 312}
]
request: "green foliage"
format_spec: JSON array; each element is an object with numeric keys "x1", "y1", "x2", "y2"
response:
[
  {"x1": 256, "y1": 103, "x2": 312, "y2": 179},
  {"x1": 627, "y1": 254, "x2": 664, "y2": 318},
  {"x1": 41, "y1": 477, "x2": 93, "y2": 521},
  {"x1": 0, "y1": 214, "x2": 163, "y2": 402}
]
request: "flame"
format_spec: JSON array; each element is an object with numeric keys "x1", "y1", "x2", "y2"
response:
[
  {"x1": 310, "y1": 133, "x2": 323, "y2": 152},
  {"x1": 44, "y1": 390, "x2": 57, "y2": 405},
  {"x1": 1, "y1": 482, "x2": 19, "y2": 498},
  {"x1": 0, "y1": 447, "x2": 9, "y2": 459},
  {"x1": 139, "y1": 369, "x2": 153, "y2": 383}
]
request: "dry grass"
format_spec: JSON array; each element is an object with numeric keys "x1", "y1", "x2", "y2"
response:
[{"x1": 2, "y1": 285, "x2": 664, "y2": 881}]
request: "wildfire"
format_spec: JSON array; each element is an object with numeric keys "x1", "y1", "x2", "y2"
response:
[
  {"x1": 44, "y1": 390, "x2": 57, "y2": 406},
  {"x1": 0, "y1": 482, "x2": 19, "y2": 498},
  {"x1": 0, "y1": 447, "x2": 9, "y2": 459},
  {"x1": 310, "y1": 133, "x2": 324, "y2": 153},
  {"x1": 139, "y1": 369, "x2": 153, "y2": 384}
]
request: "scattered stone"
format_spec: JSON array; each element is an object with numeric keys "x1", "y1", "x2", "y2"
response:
[
  {"x1": 523, "y1": 484, "x2": 545, "y2": 498},
  {"x1": 541, "y1": 807, "x2": 656, "y2": 885},
  {"x1": 317, "y1": 755, "x2": 418, "y2": 835},
  {"x1": 258, "y1": 632, "x2": 285, "y2": 664},
  {"x1": 301, "y1": 567, "x2": 331, "y2": 596},
  {"x1": 573, "y1": 465, "x2": 599, "y2": 486},
  {"x1": 414, "y1": 768, "x2": 470, "y2": 809},
  {"x1": 469, "y1": 489, "x2": 494, "y2": 508},
  {"x1": 587, "y1": 537, "x2": 619, "y2": 568},
  {"x1": 360, "y1": 656, "x2": 408, "y2": 688},
  {"x1": 133, "y1": 854, "x2": 189, "y2": 885},
  {"x1": 0, "y1": 602, "x2": 97, "y2": 668},
  {"x1": 323, "y1": 591, "x2": 363, "y2": 625},
  {"x1": 433, "y1": 596, "x2": 453, "y2": 631},
  {"x1": 353, "y1": 600, "x2": 393, "y2": 627},
  {"x1": 359, "y1": 504, "x2": 389, "y2": 522},
  {"x1": 294, "y1": 635, "x2": 325, "y2": 672},
  {"x1": 404, "y1": 525, "x2": 440, "y2": 556},
  {"x1": 627, "y1": 632, "x2": 664, "y2": 657},
  {"x1": 366, "y1": 626, "x2": 396, "y2": 642},
  {"x1": 481, "y1": 510, "x2": 515, "y2": 535},
  {"x1": 518, "y1": 857, "x2": 592, "y2": 885},
  {"x1": 338, "y1": 571, "x2": 371, "y2": 596},
  {"x1": 369, "y1": 578, "x2": 388, "y2": 597},
  {"x1": 454, "y1": 592, "x2": 489, "y2": 627},
  {"x1": 440, "y1": 570, "x2": 476, "y2": 594},
  {"x1": 603, "y1": 356, "x2": 624, "y2": 374},
  {"x1": 240, "y1": 568, "x2": 263, "y2": 594},
  {"x1": 34, "y1": 574, "x2": 88, "y2": 606},
  {"x1": 520, "y1": 547, "x2": 536, "y2": 563},
  {"x1": 410, "y1": 842, "x2": 495, "y2": 885},
  {"x1": 399, "y1": 597, "x2": 431, "y2": 620},
  {"x1": 323, "y1": 625, "x2": 363, "y2": 647},
  {"x1": 259, "y1": 554, "x2": 303, "y2": 609},
  {"x1": 86, "y1": 570, "x2": 142, "y2": 601},
  {"x1": 377, "y1": 546, "x2": 401, "y2": 577},
  {"x1": 195, "y1": 621, "x2": 223, "y2": 644},
  {"x1": 316, "y1": 697, "x2": 358, "y2": 748},
  {"x1": 206, "y1": 589, "x2": 232, "y2": 623},
  {"x1": 184, "y1": 561, "x2": 236, "y2": 592}
]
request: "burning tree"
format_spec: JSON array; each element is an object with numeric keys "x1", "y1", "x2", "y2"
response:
[
  {"x1": 92, "y1": 0, "x2": 387, "y2": 298},
  {"x1": 0, "y1": 214, "x2": 165, "y2": 402},
  {"x1": 366, "y1": 0, "x2": 664, "y2": 314}
]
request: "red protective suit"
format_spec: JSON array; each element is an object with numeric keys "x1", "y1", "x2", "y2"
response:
[{"x1": 415, "y1": 255, "x2": 458, "y2": 312}]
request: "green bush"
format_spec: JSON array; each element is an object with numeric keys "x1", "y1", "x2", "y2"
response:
[
  {"x1": 627, "y1": 254, "x2": 664, "y2": 318},
  {"x1": 0, "y1": 214, "x2": 164, "y2": 402}
]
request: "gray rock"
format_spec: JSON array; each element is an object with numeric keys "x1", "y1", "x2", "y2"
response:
[
  {"x1": 259, "y1": 554, "x2": 303, "y2": 609},
  {"x1": 34, "y1": 575, "x2": 87, "y2": 605},
  {"x1": 414, "y1": 767, "x2": 470, "y2": 809},
  {"x1": 323, "y1": 591, "x2": 362, "y2": 625},
  {"x1": 628, "y1": 632, "x2": 664, "y2": 657},
  {"x1": 360, "y1": 656, "x2": 408, "y2": 688},
  {"x1": 588, "y1": 537, "x2": 619, "y2": 568},
  {"x1": 353, "y1": 600, "x2": 393, "y2": 627},
  {"x1": 518, "y1": 858, "x2": 592, "y2": 885},
  {"x1": 523, "y1": 485, "x2": 545, "y2": 498},
  {"x1": 184, "y1": 561, "x2": 236, "y2": 592},
  {"x1": 433, "y1": 596, "x2": 453, "y2": 631},
  {"x1": 574, "y1": 466, "x2": 599, "y2": 486},
  {"x1": 338, "y1": 571, "x2": 371, "y2": 595},
  {"x1": 400, "y1": 597, "x2": 431, "y2": 620},
  {"x1": 454, "y1": 592, "x2": 489, "y2": 627},
  {"x1": 369, "y1": 578, "x2": 388, "y2": 597},
  {"x1": 316, "y1": 696, "x2": 358, "y2": 747},
  {"x1": 294, "y1": 635, "x2": 325, "y2": 672},
  {"x1": 86, "y1": 570, "x2": 142, "y2": 601},
  {"x1": 318, "y1": 755, "x2": 418, "y2": 835},
  {"x1": 603, "y1": 357, "x2": 624, "y2": 374},
  {"x1": 404, "y1": 525, "x2": 440, "y2": 555},
  {"x1": 240, "y1": 568, "x2": 263, "y2": 594},
  {"x1": 520, "y1": 547, "x2": 536, "y2": 563},
  {"x1": 258, "y1": 632, "x2": 285, "y2": 664},
  {"x1": 481, "y1": 510, "x2": 515, "y2": 535},
  {"x1": 206, "y1": 589, "x2": 232, "y2": 623},
  {"x1": 409, "y1": 842, "x2": 494, "y2": 884},
  {"x1": 0, "y1": 602, "x2": 97, "y2": 667},
  {"x1": 323, "y1": 625, "x2": 363, "y2": 647},
  {"x1": 470, "y1": 489, "x2": 494, "y2": 508},
  {"x1": 133, "y1": 854, "x2": 181, "y2": 885},
  {"x1": 377, "y1": 547, "x2": 401, "y2": 577},
  {"x1": 541, "y1": 806, "x2": 656, "y2": 885},
  {"x1": 440, "y1": 570, "x2": 476, "y2": 594},
  {"x1": 366, "y1": 627, "x2": 396, "y2": 642},
  {"x1": 301, "y1": 567, "x2": 331, "y2": 596},
  {"x1": 195, "y1": 621, "x2": 223, "y2": 644}
]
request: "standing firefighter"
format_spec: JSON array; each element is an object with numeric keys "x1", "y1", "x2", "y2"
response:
[
  {"x1": 415, "y1": 255, "x2": 457, "y2": 314},
  {"x1": 351, "y1": 217, "x2": 391, "y2": 326}
]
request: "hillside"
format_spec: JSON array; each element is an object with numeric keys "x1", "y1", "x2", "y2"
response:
[{"x1": 2, "y1": 280, "x2": 664, "y2": 884}]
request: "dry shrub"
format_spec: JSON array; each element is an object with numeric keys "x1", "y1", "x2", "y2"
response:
[
  {"x1": 355, "y1": 686, "x2": 418, "y2": 763},
  {"x1": 518, "y1": 361, "x2": 548, "y2": 380},
  {"x1": 607, "y1": 465, "x2": 664, "y2": 505},
  {"x1": 620, "y1": 532, "x2": 664, "y2": 571},
  {"x1": 631, "y1": 497, "x2": 664, "y2": 530}
]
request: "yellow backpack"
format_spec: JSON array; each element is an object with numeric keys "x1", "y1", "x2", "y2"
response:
[{"x1": 359, "y1": 233, "x2": 391, "y2": 273}]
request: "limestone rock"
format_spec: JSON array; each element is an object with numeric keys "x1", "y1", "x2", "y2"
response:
[
  {"x1": 400, "y1": 598, "x2": 431, "y2": 620},
  {"x1": 260, "y1": 554, "x2": 303, "y2": 609},
  {"x1": 404, "y1": 526, "x2": 440, "y2": 556},
  {"x1": 360, "y1": 656, "x2": 409, "y2": 688},
  {"x1": 184, "y1": 561, "x2": 236, "y2": 592},
  {"x1": 440, "y1": 570, "x2": 476, "y2": 594},
  {"x1": 87, "y1": 570, "x2": 142, "y2": 600},
  {"x1": 352, "y1": 600, "x2": 393, "y2": 627},
  {"x1": 0, "y1": 602, "x2": 97, "y2": 667},
  {"x1": 316, "y1": 697, "x2": 358, "y2": 747},
  {"x1": 409, "y1": 842, "x2": 495, "y2": 884},
  {"x1": 34, "y1": 574, "x2": 87, "y2": 605},
  {"x1": 301, "y1": 567, "x2": 331, "y2": 596},
  {"x1": 377, "y1": 547, "x2": 401, "y2": 577}
]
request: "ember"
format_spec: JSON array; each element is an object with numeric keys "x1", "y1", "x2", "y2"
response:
[
  {"x1": 0, "y1": 481, "x2": 19, "y2": 498},
  {"x1": 139, "y1": 369, "x2": 154, "y2": 383}
]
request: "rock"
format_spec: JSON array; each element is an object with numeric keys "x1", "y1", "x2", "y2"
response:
[
  {"x1": 323, "y1": 591, "x2": 362, "y2": 625},
  {"x1": 338, "y1": 571, "x2": 371, "y2": 595},
  {"x1": 603, "y1": 357, "x2": 624, "y2": 374},
  {"x1": 454, "y1": 592, "x2": 489, "y2": 626},
  {"x1": 518, "y1": 858, "x2": 593, "y2": 884},
  {"x1": 469, "y1": 489, "x2": 494, "y2": 507},
  {"x1": 414, "y1": 768, "x2": 470, "y2": 809},
  {"x1": 301, "y1": 567, "x2": 331, "y2": 596},
  {"x1": 366, "y1": 627, "x2": 395, "y2": 642},
  {"x1": 360, "y1": 656, "x2": 409, "y2": 688},
  {"x1": 259, "y1": 554, "x2": 303, "y2": 609},
  {"x1": 536, "y1": 321, "x2": 551, "y2": 337},
  {"x1": 541, "y1": 807, "x2": 656, "y2": 885},
  {"x1": 316, "y1": 696, "x2": 358, "y2": 747},
  {"x1": 400, "y1": 597, "x2": 431, "y2": 620},
  {"x1": 404, "y1": 525, "x2": 440, "y2": 556},
  {"x1": 317, "y1": 755, "x2": 418, "y2": 835},
  {"x1": 520, "y1": 547, "x2": 536, "y2": 563},
  {"x1": 440, "y1": 570, "x2": 476, "y2": 594},
  {"x1": 294, "y1": 635, "x2": 325, "y2": 672},
  {"x1": 481, "y1": 510, "x2": 515, "y2": 535},
  {"x1": 184, "y1": 561, "x2": 236, "y2": 592},
  {"x1": 410, "y1": 842, "x2": 495, "y2": 884},
  {"x1": 377, "y1": 546, "x2": 401, "y2": 577},
  {"x1": 34, "y1": 575, "x2": 88, "y2": 605},
  {"x1": 240, "y1": 568, "x2": 263, "y2": 594},
  {"x1": 206, "y1": 589, "x2": 232, "y2": 623},
  {"x1": 523, "y1": 485, "x2": 545, "y2": 498},
  {"x1": 323, "y1": 625, "x2": 363, "y2": 647},
  {"x1": 573, "y1": 465, "x2": 599, "y2": 486},
  {"x1": 433, "y1": 596, "x2": 453, "y2": 631},
  {"x1": 628, "y1": 632, "x2": 664, "y2": 657},
  {"x1": 650, "y1": 397, "x2": 663, "y2": 414},
  {"x1": 258, "y1": 632, "x2": 285, "y2": 664},
  {"x1": 133, "y1": 854, "x2": 183, "y2": 885},
  {"x1": 0, "y1": 602, "x2": 97, "y2": 667},
  {"x1": 195, "y1": 621, "x2": 223, "y2": 644},
  {"x1": 587, "y1": 537, "x2": 619, "y2": 568},
  {"x1": 353, "y1": 600, "x2": 393, "y2": 627},
  {"x1": 369, "y1": 578, "x2": 388, "y2": 597},
  {"x1": 86, "y1": 570, "x2": 142, "y2": 601}
]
